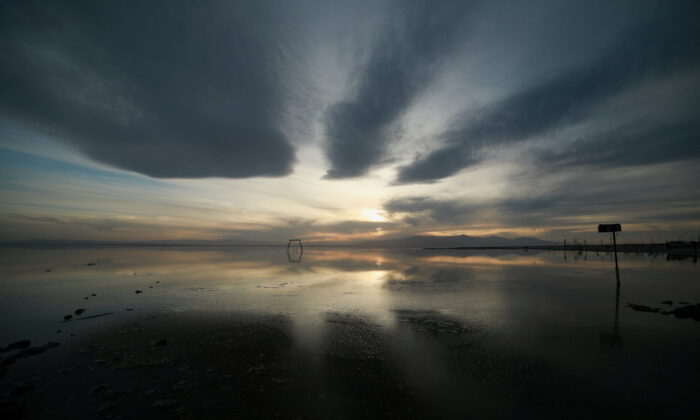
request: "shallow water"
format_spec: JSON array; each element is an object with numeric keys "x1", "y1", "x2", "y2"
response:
[
  {"x1": 1, "y1": 246, "x2": 698, "y2": 415},
  {"x1": 1, "y1": 246, "x2": 697, "y2": 343}
]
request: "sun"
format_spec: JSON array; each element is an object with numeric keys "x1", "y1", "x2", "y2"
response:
[{"x1": 361, "y1": 208, "x2": 386, "y2": 222}]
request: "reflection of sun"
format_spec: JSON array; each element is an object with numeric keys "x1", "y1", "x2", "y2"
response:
[{"x1": 362, "y1": 208, "x2": 386, "y2": 222}]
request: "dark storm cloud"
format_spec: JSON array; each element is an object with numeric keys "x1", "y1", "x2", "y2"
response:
[
  {"x1": 323, "y1": 0, "x2": 475, "y2": 179},
  {"x1": 385, "y1": 167, "x2": 700, "y2": 229},
  {"x1": 0, "y1": 0, "x2": 296, "y2": 178},
  {"x1": 384, "y1": 196, "x2": 480, "y2": 225},
  {"x1": 396, "y1": 3, "x2": 700, "y2": 184},
  {"x1": 536, "y1": 121, "x2": 700, "y2": 168}
]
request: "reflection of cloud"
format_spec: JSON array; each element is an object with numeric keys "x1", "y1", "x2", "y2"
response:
[{"x1": 384, "y1": 266, "x2": 471, "y2": 290}]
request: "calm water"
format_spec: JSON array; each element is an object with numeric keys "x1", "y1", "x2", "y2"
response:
[
  {"x1": 1, "y1": 246, "x2": 697, "y2": 344},
  {"x1": 1, "y1": 246, "x2": 699, "y2": 415}
]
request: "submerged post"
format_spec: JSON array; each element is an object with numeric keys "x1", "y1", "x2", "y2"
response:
[{"x1": 598, "y1": 224, "x2": 622, "y2": 340}]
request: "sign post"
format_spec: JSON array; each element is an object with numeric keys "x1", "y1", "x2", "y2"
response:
[
  {"x1": 598, "y1": 224, "x2": 622, "y2": 338},
  {"x1": 598, "y1": 224, "x2": 621, "y2": 278}
]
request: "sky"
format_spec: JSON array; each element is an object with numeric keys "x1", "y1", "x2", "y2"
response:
[{"x1": 0, "y1": 0, "x2": 699, "y2": 244}]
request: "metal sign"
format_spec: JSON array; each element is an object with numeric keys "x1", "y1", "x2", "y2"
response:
[{"x1": 598, "y1": 224, "x2": 621, "y2": 233}]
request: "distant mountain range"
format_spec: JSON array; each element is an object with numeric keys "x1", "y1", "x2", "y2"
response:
[
  {"x1": 354, "y1": 235, "x2": 556, "y2": 249},
  {"x1": 3, "y1": 235, "x2": 556, "y2": 249}
]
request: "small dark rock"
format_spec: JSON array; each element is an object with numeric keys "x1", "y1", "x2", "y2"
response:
[
  {"x1": 661, "y1": 300, "x2": 673, "y2": 305},
  {"x1": 64, "y1": 315, "x2": 73, "y2": 321},
  {"x1": 45, "y1": 269, "x2": 52, "y2": 272},
  {"x1": 75, "y1": 308, "x2": 86, "y2": 315},
  {"x1": 152, "y1": 399, "x2": 178, "y2": 408},
  {"x1": 91, "y1": 293, "x2": 96, "y2": 296},
  {"x1": 4, "y1": 342, "x2": 60, "y2": 364},
  {"x1": 84, "y1": 297, "x2": 89, "y2": 300},
  {"x1": 627, "y1": 303, "x2": 660, "y2": 313},
  {"x1": 1, "y1": 340, "x2": 31, "y2": 353},
  {"x1": 135, "y1": 290, "x2": 143, "y2": 294},
  {"x1": 91, "y1": 384, "x2": 109, "y2": 393},
  {"x1": 56, "y1": 330, "x2": 61, "y2": 333},
  {"x1": 679, "y1": 301, "x2": 690, "y2": 305},
  {"x1": 97, "y1": 402, "x2": 118, "y2": 413},
  {"x1": 126, "y1": 308, "x2": 134, "y2": 311},
  {"x1": 671, "y1": 304, "x2": 700, "y2": 321},
  {"x1": 85, "y1": 262, "x2": 97, "y2": 266},
  {"x1": 149, "y1": 286, "x2": 153, "y2": 289}
]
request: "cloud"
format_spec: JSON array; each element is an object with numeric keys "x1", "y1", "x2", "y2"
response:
[
  {"x1": 535, "y1": 121, "x2": 700, "y2": 169},
  {"x1": 322, "y1": 0, "x2": 475, "y2": 179},
  {"x1": 396, "y1": 4, "x2": 700, "y2": 183},
  {"x1": 385, "y1": 161, "x2": 700, "y2": 236},
  {"x1": 0, "y1": 0, "x2": 298, "y2": 178}
]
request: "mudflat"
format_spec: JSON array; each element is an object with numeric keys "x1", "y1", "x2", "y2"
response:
[{"x1": 2, "y1": 307, "x2": 697, "y2": 419}]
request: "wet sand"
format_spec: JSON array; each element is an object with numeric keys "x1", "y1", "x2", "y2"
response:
[{"x1": 2, "y1": 308, "x2": 698, "y2": 419}]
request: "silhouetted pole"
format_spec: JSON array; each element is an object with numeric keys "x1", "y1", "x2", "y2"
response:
[
  {"x1": 614, "y1": 256, "x2": 620, "y2": 337},
  {"x1": 598, "y1": 224, "x2": 622, "y2": 340},
  {"x1": 612, "y1": 231, "x2": 619, "y2": 283},
  {"x1": 613, "y1": 231, "x2": 620, "y2": 337}
]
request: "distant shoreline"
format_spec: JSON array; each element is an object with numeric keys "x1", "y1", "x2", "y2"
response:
[
  {"x1": 1, "y1": 241, "x2": 698, "y2": 256},
  {"x1": 425, "y1": 243, "x2": 699, "y2": 256}
]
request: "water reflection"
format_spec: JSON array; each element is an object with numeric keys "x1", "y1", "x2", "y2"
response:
[
  {"x1": 286, "y1": 239, "x2": 303, "y2": 263},
  {"x1": 1, "y1": 246, "x2": 697, "y2": 344},
  {"x1": 1, "y1": 246, "x2": 699, "y2": 416}
]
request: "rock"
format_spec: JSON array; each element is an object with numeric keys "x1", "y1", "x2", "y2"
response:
[
  {"x1": 84, "y1": 297, "x2": 89, "y2": 300},
  {"x1": 91, "y1": 384, "x2": 109, "y2": 393},
  {"x1": 75, "y1": 308, "x2": 86, "y2": 315},
  {"x1": 125, "y1": 308, "x2": 134, "y2": 311},
  {"x1": 671, "y1": 304, "x2": 700, "y2": 321},
  {"x1": 45, "y1": 269, "x2": 52, "y2": 272},
  {"x1": 135, "y1": 290, "x2": 143, "y2": 294},
  {"x1": 247, "y1": 365, "x2": 266, "y2": 374},
  {"x1": 86, "y1": 262, "x2": 97, "y2": 266},
  {"x1": 151, "y1": 339, "x2": 168, "y2": 346},
  {"x1": 661, "y1": 300, "x2": 673, "y2": 305},
  {"x1": 4, "y1": 342, "x2": 60, "y2": 364},
  {"x1": 56, "y1": 330, "x2": 61, "y2": 333},
  {"x1": 64, "y1": 314, "x2": 73, "y2": 321},
  {"x1": 627, "y1": 303, "x2": 660, "y2": 313},
  {"x1": 97, "y1": 402, "x2": 118, "y2": 413},
  {"x1": 679, "y1": 301, "x2": 690, "y2": 305},
  {"x1": 77, "y1": 312, "x2": 113, "y2": 320},
  {"x1": 152, "y1": 399, "x2": 178, "y2": 408},
  {"x1": 1, "y1": 340, "x2": 31, "y2": 353},
  {"x1": 91, "y1": 293, "x2": 96, "y2": 296}
]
